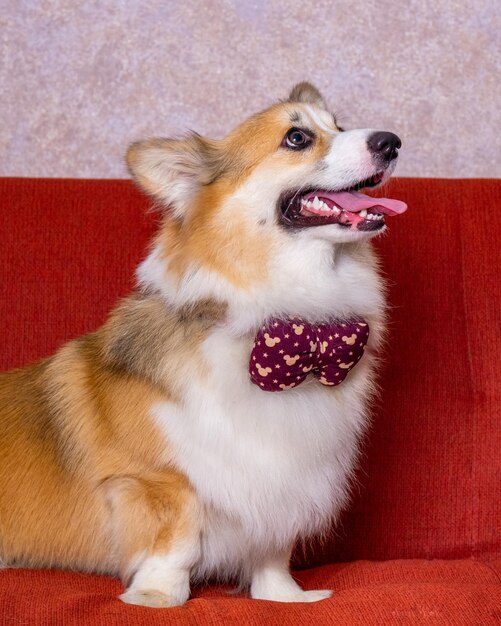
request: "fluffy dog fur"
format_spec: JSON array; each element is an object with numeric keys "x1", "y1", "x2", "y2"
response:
[{"x1": 0, "y1": 83, "x2": 400, "y2": 607}]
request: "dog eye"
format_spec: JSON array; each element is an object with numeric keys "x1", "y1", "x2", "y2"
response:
[{"x1": 282, "y1": 128, "x2": 313, "y2": 150}]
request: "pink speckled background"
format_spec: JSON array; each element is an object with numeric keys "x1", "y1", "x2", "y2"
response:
[{"x1": 1, "y1": 0, "x2": 499, "y2": 178}]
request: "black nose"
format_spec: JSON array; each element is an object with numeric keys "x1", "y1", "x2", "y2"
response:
[{"x1": 367, "y1": 131, "x2": 401, "y2": 161}]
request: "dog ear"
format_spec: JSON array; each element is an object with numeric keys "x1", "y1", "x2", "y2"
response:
[
  {"x1": 288, "y1": 82, "x2": 328, "y2": 110},
  {"x1": 126, "y1": 134, "x2": 222, "y2": 216}
]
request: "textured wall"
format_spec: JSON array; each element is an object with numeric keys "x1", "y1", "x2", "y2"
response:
[{"x1": 1, "y1": 0, "x2": 499, "y2": 179}]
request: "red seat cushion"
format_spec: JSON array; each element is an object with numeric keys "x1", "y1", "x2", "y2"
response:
[{"x1": 2, "y1": 560, "x2": 500, "y2": 625}]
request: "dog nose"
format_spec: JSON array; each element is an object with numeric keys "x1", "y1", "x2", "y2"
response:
[{"x1": 367, "y1": 131, "x2": 401, "y2": 161}]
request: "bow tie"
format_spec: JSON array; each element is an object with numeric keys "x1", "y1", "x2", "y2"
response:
[{"x1": 249, "y1": 318, "x2": 369, "y2": 392}]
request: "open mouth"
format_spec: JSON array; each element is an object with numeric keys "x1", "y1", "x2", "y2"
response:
[{"x1": 279, "y1": 172, "x2": 407, "y2": 232}]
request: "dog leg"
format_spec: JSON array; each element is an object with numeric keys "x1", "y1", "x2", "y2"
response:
[
  {"x1": 102, "y1": 471, "x2": 200, "y2": 608},
  {"x1": 120, "y1": 543, "x2": 197, "y2": 608},
  {"x1": 250, "y1": 550, "x2": 332, "y2": 603}
]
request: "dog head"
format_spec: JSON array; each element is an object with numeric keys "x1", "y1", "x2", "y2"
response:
[
  {"x1": 128, "y1": 82, "x2": 404, "y2": 242},
  {"x1": 127, "y1": 83, "x2": 405, "y2": 310}
]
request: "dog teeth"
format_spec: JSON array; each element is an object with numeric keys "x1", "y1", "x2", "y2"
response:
[
  {"x1": 300, "y1": 197, "x2": 344, "y2": 215},
  {"x1": 301, "y1": 197, "x2": 337, "y2": 213},
  {"x1": 299, "y1": 196, "x2": 384, "y2": 221}
]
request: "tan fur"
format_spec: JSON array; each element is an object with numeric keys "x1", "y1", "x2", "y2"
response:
[
  {"x1": 135, "y1": 102, "x2": 333, "y2": 290},
  {"x1": 0, "y1": 293, "x2": 225, "y2": 575},
  {"x1": 103, "y1": 472, "x2": 199, "y2": 583},
  {"x1": 160, "y1": 180, "x2": 272, "y2": 288}
]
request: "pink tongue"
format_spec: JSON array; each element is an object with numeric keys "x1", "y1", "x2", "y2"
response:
[{"x1": 309, "y1": 191, "x2": 407, "y2": 216}]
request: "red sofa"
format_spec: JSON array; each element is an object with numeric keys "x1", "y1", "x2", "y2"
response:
[{"x1": 0, "y1": 177, "x2": 500, "y2": 625}]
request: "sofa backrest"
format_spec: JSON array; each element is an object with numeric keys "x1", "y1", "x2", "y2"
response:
[{"x1": 1, "y1": 177, "x2": 499, "y2": 564}]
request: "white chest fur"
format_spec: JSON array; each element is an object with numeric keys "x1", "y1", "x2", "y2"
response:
[
  {"x1": 146, "y1": 239, "x2": 385, "y2": 579},
  {"x1": 153, "y1": 326, "x2": 377, "y2": 580}
]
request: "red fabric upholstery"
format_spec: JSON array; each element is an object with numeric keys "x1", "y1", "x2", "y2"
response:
[
  {"x1": 2, "y1": 561, "x2": 501, "y2": 625},
  {"x1": 1, "y1": 177, "x2": 500, "y2": 621}
]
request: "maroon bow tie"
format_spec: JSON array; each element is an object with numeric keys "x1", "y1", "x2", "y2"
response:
[{"x1": 249, "y1": 318, "x2": 369, "y2": 392}]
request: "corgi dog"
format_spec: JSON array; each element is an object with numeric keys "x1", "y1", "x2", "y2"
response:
[{"x1": 0, "y1": 83, "x2": 407, "y2": 608}]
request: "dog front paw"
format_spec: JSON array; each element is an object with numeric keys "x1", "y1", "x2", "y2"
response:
[
  {"x1": 252, "y1": 585, "x2": 333, "y2": 603},
  {"x1": 119, "y1": 587, "x2": 188, "y2": 608},
  {"x1": 293, "y1": 589, "x2": 332, "y2": 603}
]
